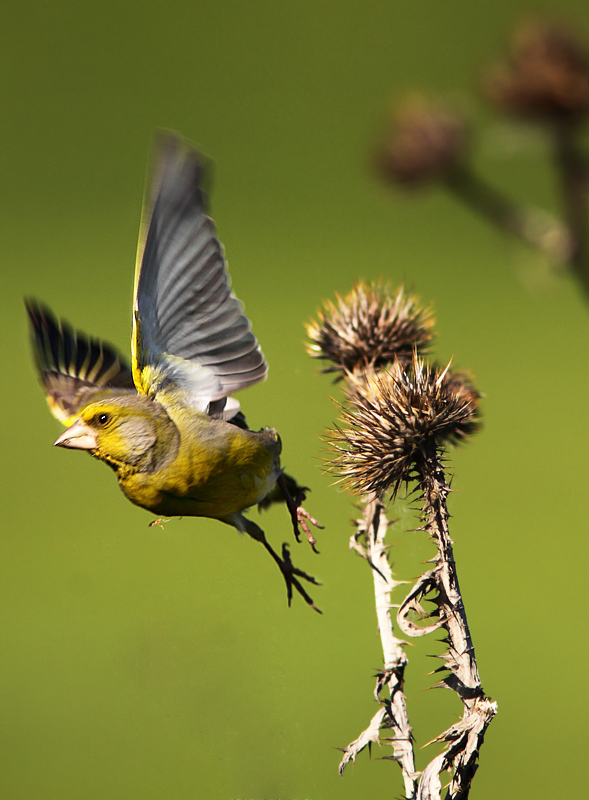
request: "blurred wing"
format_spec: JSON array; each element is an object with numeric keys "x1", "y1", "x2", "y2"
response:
[
  {"x1": 26, "y1": 300, "x2": 135, "y2": 426},
  {"x1": 131, "y1": 131, "x2": 267, "y2": 413}
]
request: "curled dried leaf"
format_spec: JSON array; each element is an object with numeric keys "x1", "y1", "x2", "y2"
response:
[
  {"x1": 338, "y1": 708, "x2": 386, "y2": 775},
  {"x1": 396, "y1": 571, "x2": 445, "y2": 638}
]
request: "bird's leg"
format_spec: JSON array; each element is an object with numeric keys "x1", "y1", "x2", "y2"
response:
[
  {"x1": 148, "y1": 517, "x2": 172, "y2": 529},
  {"x1": 277, "y1": 474, "x2": 323, "y2": 552},
  {"x1": 243, "y1": 517, "x2": 322, "y2": 613}
]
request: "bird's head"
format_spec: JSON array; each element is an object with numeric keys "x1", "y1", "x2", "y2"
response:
[{"x1": 54, "y1": 395, "x2": 179, "y2": 472}]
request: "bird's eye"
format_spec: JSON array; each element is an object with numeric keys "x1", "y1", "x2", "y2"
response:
[{"x1": 97, "y1": 413, "x2": 110, "y2": 426}]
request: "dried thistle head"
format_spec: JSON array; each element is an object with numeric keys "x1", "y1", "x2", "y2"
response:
[
  {"x1": 328, "y1": 354, "x2": 480, "y2": 497},
  {"x1": 375, "y1": 97, "x2": 468, "y2": 187},
  {"x1": 306, "y1": 282, "x2": 434, "y2": 376},
  {"x1": 486, "y1": 21, "x2": 589, "y2": 122}
]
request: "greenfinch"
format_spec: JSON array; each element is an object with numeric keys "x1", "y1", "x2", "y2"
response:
[{"x1": 27, "y1": 132, "x2": 321, "y2": 611}]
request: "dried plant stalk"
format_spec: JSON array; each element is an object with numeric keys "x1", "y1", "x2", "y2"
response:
[
  {"x1": 553, "y1": 120, "x2": 589, "y2": 293},
  {"x1": 444, "y1": 165, "x2": 575, "y2": 265},
  {"x1": 396, "y1": 442, "x2": 497, "y2": 799},
  {"x1": 339, "y1": 496, "x2": 417, "y2": 799},
  {"x1": 308, "y1": 284, "x2": 496, "y2": 798}
]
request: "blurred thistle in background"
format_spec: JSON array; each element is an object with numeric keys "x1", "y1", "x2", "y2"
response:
[
  {"x1": 375, "y1": 100, "x2": 470, "y2": 188},
  {"x1": 486, "y1": 21, "x2": 589, "y2": 121},
  {"x1": 375, "y1": 19, "x2": 589, "y2": 292}
]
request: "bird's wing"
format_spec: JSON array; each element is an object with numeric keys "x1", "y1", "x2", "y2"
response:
[
  {"x1": 131, "y1": 131, "x2": 267, "y2": 415},
  {"x1": 26, "y1": 300, "x2": 136, "y2": 426}
]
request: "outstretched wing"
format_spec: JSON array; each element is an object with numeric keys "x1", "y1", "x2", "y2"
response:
[
  {"x1": 131, "y1": 132, "x2": 267, "y2": 414},
  {"x1": 26, "y1": 300, "x2": 135, "y2": 426}
]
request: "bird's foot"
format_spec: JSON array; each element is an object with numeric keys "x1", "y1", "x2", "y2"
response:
[
  {"x1": 149, "y1": 517, "x2": 172, "y2": 529},
  {"x1": 241, "y1": 515, "x2": 321, "y2": 612},
  {"x1": 277, "y1": 474, "x2": 324, "y2": 552},
  {"x1": 274, "y1": 543, "x2": 322, "y2": 613},
  {"x1": 295, "y1": 506, "x2": 323, "y2": 551}
]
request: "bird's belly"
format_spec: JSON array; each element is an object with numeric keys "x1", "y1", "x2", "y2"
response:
[{"x1": 120, "y1": 430, "x2": 280, "y2": 520}]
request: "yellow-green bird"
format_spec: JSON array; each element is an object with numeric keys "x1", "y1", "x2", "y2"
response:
[{"x1": 26, "y1": 132, "x2": 321, "y2": 611}]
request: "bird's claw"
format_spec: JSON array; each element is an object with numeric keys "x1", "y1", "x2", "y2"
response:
[
  {"x1": 277, "y1": 474, "x2": 323, "y2": 552},
  {"x1": 278, "y1": 544, "x2": 322, "y2": 613},
  {"x1": 149, "y1": 517, "x2": 171, "y2": 529},
  {"x1": 295, "y1": 506, "x2": 324, "y2": 552},
  {"x1": 243, "y1": 517, "x2": 321, "y2": 612}
]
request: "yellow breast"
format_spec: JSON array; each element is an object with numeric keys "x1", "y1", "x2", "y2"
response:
[{"x1": 119, "y1": 414, "x2": 281, "y2": 520}]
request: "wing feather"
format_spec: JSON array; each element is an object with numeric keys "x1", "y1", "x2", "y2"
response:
[
  {"x1": 25, "y1": 300, "x2": 135, "y2": 425},
  {"x1": 132, "y1": 132, "x2": 267, "y2": 410}
]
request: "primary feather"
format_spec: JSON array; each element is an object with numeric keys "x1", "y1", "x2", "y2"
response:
[
  {"x1": 25, "y1": 300, "x2": 135, "y2": 425},
  {"x1": 132, "y1": 132, "x2": 267, "y2": 412}
]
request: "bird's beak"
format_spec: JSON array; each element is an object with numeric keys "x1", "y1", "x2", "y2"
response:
[{"x1": 54, "y1": 419, "x2": 98, "y2": 450}]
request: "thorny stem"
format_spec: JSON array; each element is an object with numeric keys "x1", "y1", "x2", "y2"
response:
[
  {"x1": 419, "y1": 448, "x2": 480, "y2": 703},
  {"x1": 553, "y1": 121, "x2": 589, "y2": 297},
  {"x1": 339, "y1": 496, "x2": 417, "y2": 799},
  {"x1": 445, "y1": 163, "x2": 575, "y2": 265},
  {"x1": 397, "y1": 444, "x2": 497, "y2": 800}
]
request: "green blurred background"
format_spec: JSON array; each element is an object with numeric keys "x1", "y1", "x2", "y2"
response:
[{"x1": 2, "y1": 1, "x2": 589, "y2": 798}]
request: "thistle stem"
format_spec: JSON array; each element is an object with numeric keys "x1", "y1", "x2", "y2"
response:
[
  {"x1": 418, "y1": 447, "x2": 481, "y2": 704},
  {"x1": 445, "y1": 164, "x2": 574, "y2": 265},
  {"x1": 397, "y1": 444, "x2": 497, "y2": 800},
  {"x1": 553, "y1": 120, "x2": 589, "y2": 296},
  {"x1": 340, "y1": 496, "x2": 417, "y2": 799}
]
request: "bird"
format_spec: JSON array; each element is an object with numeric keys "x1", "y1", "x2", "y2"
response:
[{"x1": 26, "y1": 131, "x2": 322, "y2": 611}]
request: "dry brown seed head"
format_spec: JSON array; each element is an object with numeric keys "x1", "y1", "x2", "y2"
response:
[
  {"x1": 306, "y1": 281, "x2": 434, "y2": 376},
  {"x1": 375, "y1": 97, "x2": 468, "y2": 187},
  {"x1": 486, "y1": 21, "x2": 589, "y2": 121},
  {"x1": 328, "y1": 355, "x2": 480, "y2": 497}
]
